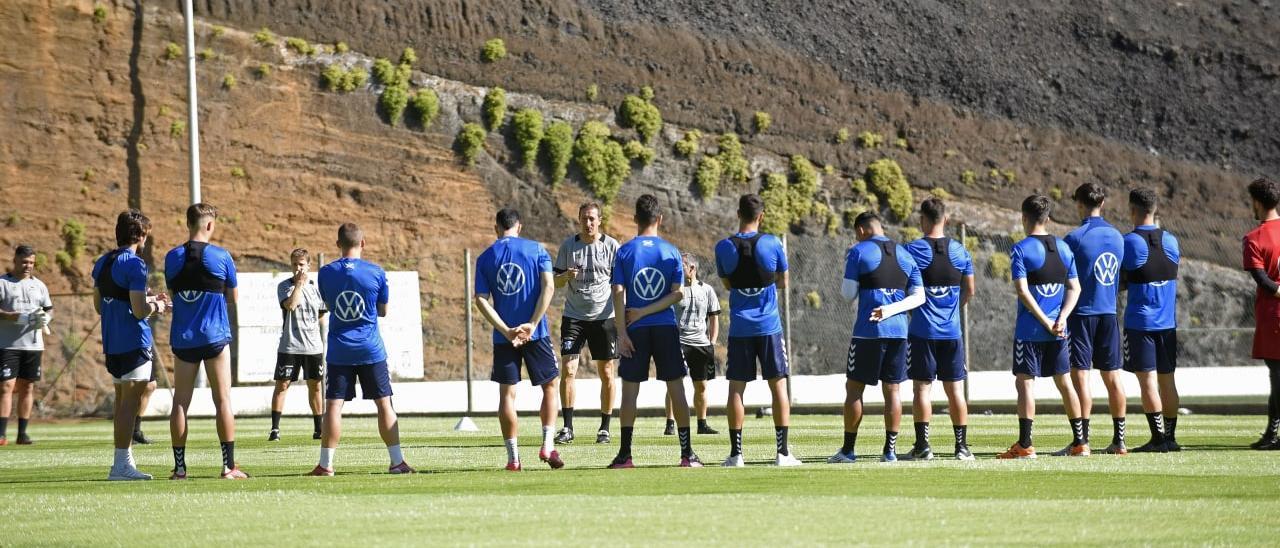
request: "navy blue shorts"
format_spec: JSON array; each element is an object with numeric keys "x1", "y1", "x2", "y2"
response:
[
  {"x1": 907, "y1": 337, "x2": 966, "y2": 382},
  {"x1": 726, "y1": 333, "x2": 789, "y2": 382},
  {"x1": 326, "y1": 361, "x2": 393, "y2": 401},
  {"x1": 105, "y1": 347, "x2": 154, "y2": 381},
  {"x1": 846, "y1": 337, "x2": 907, "y2": 386},
  {"x1": 1124, "y1": 329, "x2": 1177, "y2": 374},
  {"x1": 172, "y1": 340, "x2": 229, "y2": 364},
  {"x1": 492, "y1": 337, "x2": 559, "y2": 386},
  {"x1": 1013, "y1": 339, "x2": 1070, "y2": 378},
  {"x1": 619, "y1": 325, "x2": 687, "y2": 383},
  {"x1": 1069, "y1": 314, "x2": 1122, "y2": 371}
]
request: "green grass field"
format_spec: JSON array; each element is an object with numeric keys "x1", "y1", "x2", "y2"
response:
[{"x1": 2, "y1": 414, "x2": 1277, "y2": 546}]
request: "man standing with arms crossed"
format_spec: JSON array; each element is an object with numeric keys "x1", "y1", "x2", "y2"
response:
[
  {"x1": 553, "y1": 202, "x2": 620, "y2": 445},
  {"x1": 165, "y1": 203, "x2": 247, "y2": 479},
  {"x1": 664, "y1": 253, "x2": 720, "y2": 436},
  {"x1": 309, "y1": 223, "x2": 414, "y2": 476},
  {"x1": 474, "y1": 208, "x2": 563, "y2": 471},
  {"x1": 716, "y1": 194, "x2": 800, "y2": 467},
  {"x1": 0, "y1": 245, "x2": 53, "y2": 446},
  {"x1": 1243, "y1": 177, "x2": 1280, "y2": 450},
  {"x1": 1063, "y1": 183, "x2": 1129, "y2": 455},
  {"x1": 269, "y1": 248, "x2": 327, "y2": 441}
]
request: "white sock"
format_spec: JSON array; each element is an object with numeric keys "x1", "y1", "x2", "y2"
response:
[
  {"x1": 542, "y1": 425, "x2": 554, "y2": 452},
  {"x1": 505, "y1": 438, "x2": 519, "y2": 464},
  {"x1": 387, "y1": 444, "x2": 404, "y2": 467},
  {"x1": 113, "y1": 448, "x2": 129, "y2": 468},
  {"x1": 319, "y1": 447, "x2": 335, "y2": 469}
]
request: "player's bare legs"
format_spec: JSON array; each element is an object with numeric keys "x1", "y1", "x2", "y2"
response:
[
  {"x1": 537, "y1": 378, "x2": 563, "y2": 468},
  {"x1": 1132, "y1": 371, "x2": 1166, "y2": 452},
  {"x1": 997, "y1": 374, "x2": 1039, "y2": 459},
  {"x1": 499, "y1": 383, "x2": 520, "y2": 468},
  {"x1": 168, "y1": 359, "x2": 198, "y2": 453},
  {"x1": 373, "y1": 396, "x2": 412, "y2": 471},
  {"x1": 0, "y1": 379, "x2": 11, "y2": 443},
  {"x1": 307, "y1": 379, "x2": 323, "y2": 417},
  {"x1": 882, "y1": 382, "x2": 902, "y2": 460},
  {"x1": 1069, "y1": 367, "x2": 1093, "y2": 429},
  {"x1": 1099, "y1": 369, "x2": 1127, "y2": 452},
  {"x1": 1158, "y1": 372, "x2": 1181, "y2": 449},
  {"x1": 556, "y1": 354, "x2": 577, "y2": 442},
  {"x1": 132, "y1": 380, "x2": 156, "y2": 444},
  {"x1": 1051, "y1": 372, "x2": 1088, "y2": 455},
  {"x1": 270, "y1": 379, "x2": 291, "y2": 439},
  {"x1": 829, "y1": 379, "x2": 867, "y2": 462},
  {"x1": 206, "y1": 348, "x2": 236, "y2": 446}
]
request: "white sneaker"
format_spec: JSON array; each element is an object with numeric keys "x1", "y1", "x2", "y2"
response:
[
  {"x1": 108, "y1": 464, "x2": 153, "y2": 481},
  {"x1": 721, "y1": 454, "x2": 745, "y2": 467},
  {"x1": 775, "y1": 453, "x2": 803, "y2": 467}
]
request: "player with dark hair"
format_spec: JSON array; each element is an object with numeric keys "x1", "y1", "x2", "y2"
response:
[
  {"x1": 903, "y1": 198, "x2": 976, "y2": 461},
  {"x1": 0, "y1": 245, "x2": 53, "y2": 445},
  {"x1": 1244, "y1": 177, "x2": 1280, "y2": 450},
  {"x1": 165, "y1": 203, "x2": 247, "y2": 479},
  {"x1": 94, "y1": 209, "x2": 170, "y2": 480},
  {"x1": 1063, "y1": 183, "x2": 1129, "y2": 455},
  {"x1": 474, "y1": 208, "x2": 563, "y2": 471},
  {"x1": 608, "y1": 194, "x2": 702, "y2": 468},
  {"x1": 664, "y1": 252, "x2": 720, "y2": 436},
  {"x1": 828, "y1": 211, "x2": 924, "y2": 464},
  {"x1": 309, "y1": 223, "x2": 415, "y2": 475},
  {"x1": 998, "y1": 195, "x2": 1085, "y2": 459},
  {"x1": 1122, "y1": 188, "x2": 1183, "y2": 453},
  {"x1": 553, "y1": 201, "x2": 620, "y2": 445},
  {"x1": 716, "y1": 194, "x2": 799, "y2": 467},
  {"x1": 269, "y1": 248, "x2": 327, "y2": 441}
]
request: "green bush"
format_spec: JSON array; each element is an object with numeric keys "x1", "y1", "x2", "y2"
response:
[
  {"x1": 585, "y1": 84, "x2": 599, "y2": 102},
  {"x1": 805, "y1": 291, "x2": 822, "y2": 309},
  {"x1": 342, "y1": 68, "x2": 368, "y2": 92},
  {"x1": 866, "y1": 158, "x2": 913, "y2": 221},
  {"x1": 640, "y1": 86, "x2": 655, "y2": 101},
  {"x1": 695, "y1": 156, "x2": 722, "y2": 199},
  {"x1": 753, "y1": 111, "x2": 772, "y2": 135},
  {"x1": 835, "y1": 127, "x2": 850, "y2": 144},
  {"x1": 411, "y1": 88, "x2": 441, "y2": 129},
  {"x1": 380, "y1": 85, "x2": 410, "y2": 126},
  {"x1": 512, "y1": 109, "x2": 544, "y2": 171},
  {"x1": 482, "y1": 87, "x2": 507, "y2": 131},
  {"x1": 372, "y1": 58, "x2": 398, "y2": 86},
  {"x1": 198, "y1": 48, "x2": 215, "y2": 61},
  {"x1": 825, "y1": 209, "x2": 841, "y2": 236},
  {"x1": 895, "y1": 137, "x2": 910, "y2": 150},
  {"x1": 61, "y1": 219, "x2": 86, "y2": 260},
  {"x1": 619, "y1": 95, "x2": 662, "y2": 144},
  {"x1": 1050, "y1": 186, "x2": 1063, "y2": 201},
  {"x1": 322, "y1": 65, "x2": 345, "y2": 91},
  {"x1": 92, "y1": 4, "x2": 107, "y2": 24},
  {"x1": 222, "y1": 73, "x2": 236, "y2": 90},
  {"x1": 455, "y1": 123, "x2": 487, "y2": 166},
  {"x1": 823, "y1": 164, "x2": 835, "y2": 175},
  {"x1": 286, "y1": 37, "x2": 315, "y2": 56},
  {"x1": 961, "y1": 169, "x2": 977, "y2": 185},
  {"x1": 164, "y1": 42, "x2": 181, "y2": 61},
  {"x1": 256, "y1": 64, "x2": 271, "y2": 79},
  {"x1": 1001, "y1": 169, "x2": 1017, "y2": 183},
  {"x1": 573, "y1": 121, "x2": 630, "y2": 205},
  {"x1": 944, "y1": 149, "x2": 959, "y2": 158},
  {"x1": 931, "y1": 187, "x2": 953, "y2": 200},
  {"x1": 788, "y1": 155, "x2": 820, "y2": 219},
  {"x1": 170, "y1": 120, "x2": 186, "y2": 138},
  {"x1": 900, "y1": 226, "x2": 923, "y2": 242},
  {"x1": 55, "y1": 251, "x2": 73, "y2": 271},
  {"x1": 989, "y1": 253, "x2": 1012, "y2": 280},
  {"x1": 253, "y1": 27, "x2": 275, "y2": 46},
  {"x1": 82, "y1": 168, "x2": 94, "y2": 182},
  {"x1": 230, "y1": 167, "x2": 246, "y2": 178},
  {"x1": 481, "y1": 38, "x2": 507, "y2": 63},
  {"x1": 759, "y1": 172, "x2": 791, "y2": 235},
  {"x1": 857, "y1": 131, "x2": 884, "y2": 149},
  {"x1": 964, "y1": 236, "x2": 979, "y2": 251},
  {"x1": 399, "y1": 47, "x2": 417, "y2": 66},
  {"x1": 543, "y1": 121, "x2": 574, "y2": 187},
  {"x1": 851, "y1": 177, "x2": 868, "y2": 196},
  {"x1": 673, "y1": 130, "x2": 701, "y2": 157},
  {"x1": 335, "y1": 42, "x2": 349, "y2": 53},
  {"x1": 716, "y1": 133, "x2": 749, "y2": 184},
  {"x1": 622, "y1": 140, "x2": 655, "y2": 166}
]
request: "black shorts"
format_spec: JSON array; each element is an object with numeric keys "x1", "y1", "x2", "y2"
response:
[
  {"x1": 105, "y1": 347, "x2": 154, "y2": 382},
  {"x1": 326, "y1": 361, "x2": 393, "y2": 401},
  {"x1": 275, "y1": 353, "x2": 324, "y2": 381},
  {"x1": 559, "y1": 317, "x2": 618, "y2": 360},
  {"x1": 173, "y1": 340, "x2": 229, "y2": 364},
  {"x1": 682, "y1": 344, "x2": 716, "y2": 381},
  {"x1": 0, "y1": 350, "x2": 42, "y2": 381}
]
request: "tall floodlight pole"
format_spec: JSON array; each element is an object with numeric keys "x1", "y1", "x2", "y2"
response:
[{"x1": 182, "y1": 0, "x2": 201, "y2": 204}]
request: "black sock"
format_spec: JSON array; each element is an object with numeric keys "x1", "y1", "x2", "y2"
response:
[
  {"x1": 0, "y1": 417, "x2": 7, "y2": 437},
  {"x1": 1018, "y1": 418, "x2": 1034, "y2": 449},
  {"x1": 1268, "y1": 416, "x2": 1280, "y2": 440},
  {"x1": 1113, "y1": 417, "x2": 1126, "y2": 445},
  {"x1": 1268, "y1": 362, "x2": 1280, "y2": 435},
  {"x1": 220, "y1": 441, "x2": 235, "y2": 471},
  {"x1": 841, "y1": 431, "x2": 857, "y2": 454},
  {"x1": 1081, "y1": 418, "x2": 1091, "y2": 445},
  {"x1": 677, "y1": 427, "x2": 693, "y2": 458},
  {"x1": 953, "y1": 425, "x2": 967, "y2": 447},
  {"x1": 313, "y1": 415, "x2": 322, "y2": 434},
  {"x1": 1145, "y1": 412, "x2": 1165, "y2": 442},
  {"x1": 134, "y1": 416, "x2": 144, "y2": 433},
  {"x1": 271, "y1": 411, "x2": 282, "y2": 430},
  {"x1": 729, "y1": 429, "x2": 743, "y2": 457},
  {"x1": 173, "y1": 446, "x2": 187, "y2": 472},
  {"x1": 1069, "y1": 418, "x2": 1085, "y2": 446},
  {"x1": 775, "y1": 426, "x2": 789, "y2": 456},
  {"x1": 563, "y1": 407, "x2": 574, "y2": 430},
  {"x1": 884, "y1": 431, "x2": 898, "y2": 455},
  {"x1": 914, "y1": 421, "x2": 930, "y2": 447},
  {"x1": 18, "y1": 418, "x2": 28, "y2": 437},
  {"x1": 697, "y1": 418, "x2": 709, "y2": 430},
  {"x1": 619, "y1": 427, "x2": 633, "y2": 458},
  {"x1": 1164, "y1": 416, "x2": 1178, "y2": 441},
  {"x1": 600, "y1": 413, "x2": 611, "y2": 432},
  {"x1": 665, "y1": 418, "x2": 676, "y2": 429}
]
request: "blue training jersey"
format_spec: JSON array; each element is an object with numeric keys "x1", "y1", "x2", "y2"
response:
[
  {"x1": 1011, "y1": 236, "x2": 1078, "y2": 342},
  {"x1": 843, "y1": 236, "x2": 922, "y2": 339},
  {"x1": 91, "y1": 248, "x2": 153, "y2": 355},
  {"x1": 1122, "y1": 226, "x2": 1180, "y2": 331},
  {"x1": 714, "y1": 231, "x2": 787, "y2": 337},
  {"x1": 475, "y1": 236, "x2": 553, "y2": 345},
  {"x1": 1064, "y1": 217, "x2": 1124, "y2": 316},
  {"x1": 611, "y1": 235, "x2": 684, "y2": 329},
  {"x1": 164, "y1": 242, "x2": 237, "y2": 349},
  {"x1": 318, "y1": 257, "x2": 390, "y2": 366},
  {"x1": 904, "y1": 238, "x2": 973, "y2": 340}
]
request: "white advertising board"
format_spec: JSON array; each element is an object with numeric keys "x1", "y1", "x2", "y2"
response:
[{"x1": 234, "y1": 271, "x2": 424, "y2": 383}]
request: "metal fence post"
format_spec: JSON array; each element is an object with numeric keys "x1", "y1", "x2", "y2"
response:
[
  {"x1": 782, "y1": 234, "x2": 793, "y2": 404},
  {"x1": 959, "y1": 223, "x2": 971, "y2": 403},
  {"x1": 455, "y1": 249, "x2": 478, "y2": 431}
]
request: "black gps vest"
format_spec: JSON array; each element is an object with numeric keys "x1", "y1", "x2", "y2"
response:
[
  {"x1": 727, "y1": 233, "x2": 777, "y2": 289},
  {"x1": 94, "y1": 249, "x2": 131, "y2": 300},
  {"x1": 166, "y1": 241, "x2": 227, "y2": 294},
  {"x1": 920, "y1": 237, "x2": 962, "y2": 287},
  {"x1": 858, "y1": 239, "x2": 908, "y2": 291},
  {"x1": 1026, "y1": 235, "x2": 1067, "y2": 286},
  {"x1": 1125, "y1": 228, "x2": 1178, "y2": 284}
]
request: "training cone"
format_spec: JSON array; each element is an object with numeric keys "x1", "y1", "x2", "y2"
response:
[{"x1": 453, "y1": 416, "x2": 479, "y2": 432}]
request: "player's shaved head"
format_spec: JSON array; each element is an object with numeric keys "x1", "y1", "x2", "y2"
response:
[
  {"x1": 186, "y1": 202, "x2": 218, "y2": 229},
  {"x1": 337, "y1": 223, "x2": 363, "y2": 249},
  {"x1": 1021, "y1": 195, "x2": 1053, "y2": 224},
  {"x1": 496, "y1": 208, "x2": 521, "y2": 231},
  {"x1": 1129, "y1": 188, "x2": 1158, "y2": 215},
  {"x1": 1073, "y1": 183, "x2": 1107, "y2": 208},
  {"x1": 920, "y1": 197, "x2": 946, "y2": 224},
  {"x1": 635, "y1": 194, "x2": 662, "y2": 227},
  {"x1": 738, "y1": 194, "x2": 765, "y2": 223},
  {"x1": 854, "y1": 211, "x2": 881, "y2": 231},
  {"x1": 1249, "y1": 177, "x2": 1280, "y2": 210}
]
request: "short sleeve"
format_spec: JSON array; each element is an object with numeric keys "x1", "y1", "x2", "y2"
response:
[
  {"x1": 1122, "y1": 234, "x2": 1145, "y2": 271},
  {"x1": 1010, "y1": 244, "x2": 1028, "y2": 280},
  {"x1": 900, "y1": 247, "x2": 923, "y2": 290},
  {"x1": 1165, "y1": 232, "x2": 1181, "y2": 264},
  {"x1": 475, "y1": 252, "x2": 492, "y2": 295},
  {"x1": 670, "y1": 249, "x2": 685, "y2": 287},
  {"x1": 610, "y1": 250, "x2": 626, "y2": 286},
  {"x1": 953, "y1": 241, "x2": 975, "y2": 276},
  {"x1": 843, "y1": 245, "x2": 862, "y2": 281},
  {"x1": 39, "y1": 281, "x2": 52, "y2": 308},
  {"x1": 554, "y1": 241, "x2": 569, "y2": 272},
  {"x1": 707, "y1": 287, "x2": 721, "y2": 313},
  {"x1": 538, "y1": 247, "x2": 553, "y2": 273},
  {"x1": 278, "y1": 281, "x2": 292, "y2": 304},
  {"x1": 1062, "y1": 242, "x2": 1078, "y2": 279},
  {"x1": 714, "y1": 239, "x2": 736, "y2": 278},
  {"x1": 124, "y1": 258, "x2": 148, "y2": 291},
  {"x1": 377, "y1": 269, "x2": 390, "y2": 305},
  {"x1": 766, "y1": 235, "x2": 788, "y2": 272},
  {"x1": 1245, "y1": 234, "x2": 1265, "y2": 270},
  {"x1": 223, "y1": 252, "x2": 239, "y2": 288}
]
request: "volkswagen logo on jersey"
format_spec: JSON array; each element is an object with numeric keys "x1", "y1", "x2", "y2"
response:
[
  {"x1": 333, "y1": 290, "x2": 366, "y2": 322},
  {"x1": 736, "y1": 287, "x2": 765, "y2": 297},
  {"x1": 1093, "y1": 252, "x2": 1120, "y2": 286},
  {"x1": 927, "y1": 286, "x2": 952, "y2": 298},
  {"x1": 495, "y1": 263, "x2": 526, "y2": 296},
  {"x1": 633, "y1": 267, "x2": 667, "y2": 300},
  {"x1": 1035, "y1": 283, "x2": 1063, "y2": 298},
  {"x1": 879, "y1": 288, "x2": 901, "y2": 298},
  {"x1": 1149, "y1": 280, "x2": 1171, "y2": 287},
  {"x1": 176, "y1": 290, "x2": 201, "y2": 303}
]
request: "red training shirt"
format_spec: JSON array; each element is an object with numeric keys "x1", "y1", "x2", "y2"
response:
[{"x1": 1243, "y1": 218, "x2": 1280, "y2": 359}]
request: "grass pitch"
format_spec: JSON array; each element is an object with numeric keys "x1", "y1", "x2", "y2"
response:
[{"x1": 2, "y1": 414, "x2": 1277, "y2": 546}]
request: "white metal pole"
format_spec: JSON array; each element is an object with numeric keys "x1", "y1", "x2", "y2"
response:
[{"x1": 182, "y1": 0, "x2": 201, "y2": 205}]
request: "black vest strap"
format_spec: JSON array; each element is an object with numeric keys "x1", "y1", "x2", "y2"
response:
[
  {"x1": 94, "y1": 249, "x2": 131, "y2": 300},
  {"x1": 858, "y1": 239, "x2": 909, "y2": 290},
  {"x1": 1127, "y1": 229, "x2": 1178, "y2": 284},
  {"x1": 167, "y1": 241, "x2": 228, "y2": 294},
  {"x1": 1026, "y1": 235, "x2": 1068, "y2": 286},
  {"x1": 920, "y1": 237, "x2": 962, "y2": 287},
  {"x1": 727, "y1": 233, "x2": 777, "y2": 289}
]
